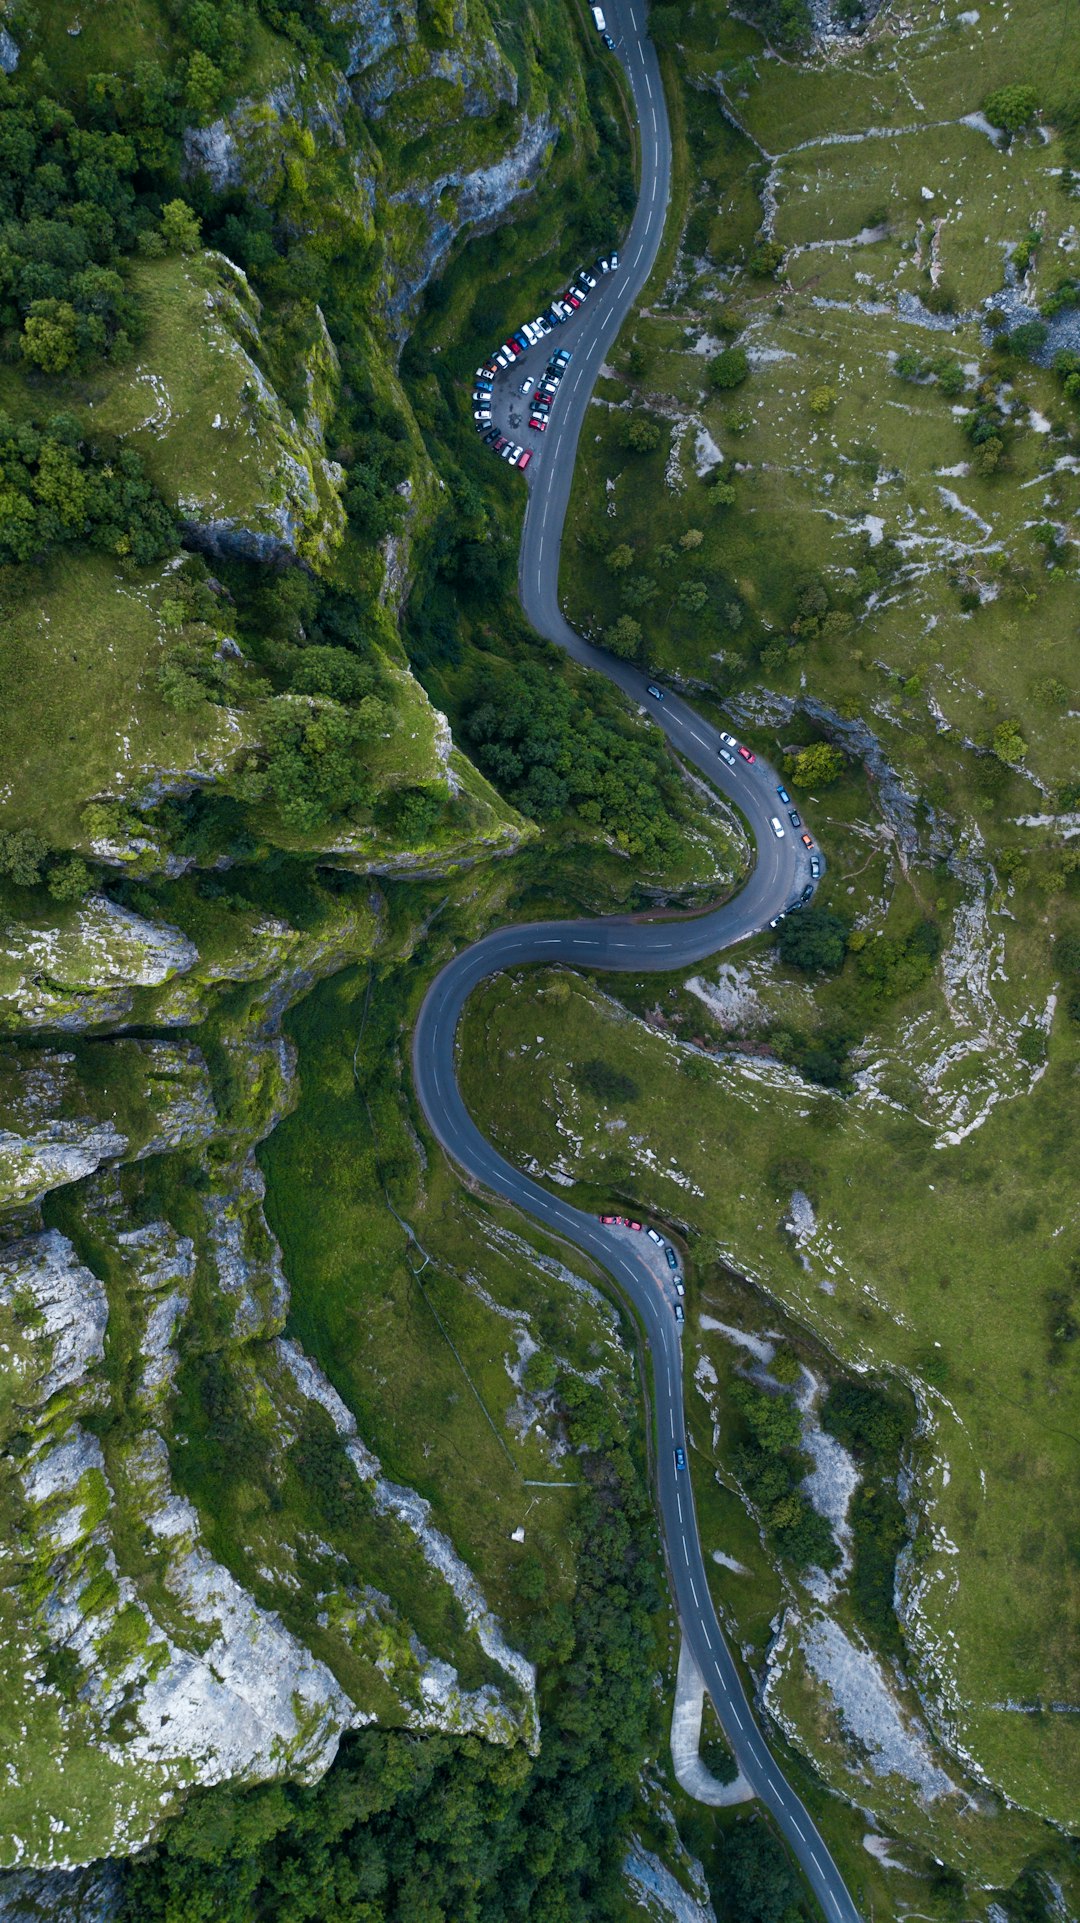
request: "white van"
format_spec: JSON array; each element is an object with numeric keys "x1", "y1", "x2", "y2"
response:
[
  {"x1": 770, "y1": 816, "x2": 786, "y2": 838},
  {"x1": 591, "y1": 4, "x2": 607, "y2": 28}
]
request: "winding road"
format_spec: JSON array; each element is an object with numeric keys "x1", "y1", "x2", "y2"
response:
[{"x1": 412, "y1": 5, "x2": 862, "y2": 1919}]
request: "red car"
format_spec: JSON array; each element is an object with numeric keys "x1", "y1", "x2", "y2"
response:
[
  {"x1": 504, "y1": 339, "x2": 523, "y2": 357},
  {"x1": 801, "y1": 832, "x2": 814, "y2": 848},
  {"x1": 529, "y1": 415, "x2": 548, "y2": 432},
  {"x1": 628, "y1": 1220, "x2": 643, "y2": 1232},
  {"x1": 737, "y1": 744, "x2": 755, "y2": 762},
  {"x1": 600, "y1": 1214, "x2": 617, "y2": 1225},
  {"x1": 517, "y1": 449, "x2": 533, "y2": 469}
]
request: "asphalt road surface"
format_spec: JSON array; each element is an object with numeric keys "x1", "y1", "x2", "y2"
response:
[{"x1": 412, "y1": 7, "x2": 863, "y2": 1919}]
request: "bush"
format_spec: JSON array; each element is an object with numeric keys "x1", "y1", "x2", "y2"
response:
[
  {"x1": 606, "y1": 614, "x2": 643, "y2": 660},
  {"x1": 784, "y1": 741, "x2": 846, "y2": 787},
  {"x1": 579, "y1": 1058, "x2": 639, "y2": 1104},
  {"x1": 620, "y1": 413, "x2": 663, "y2": 453},
  {"x1": 708, "y1": 347, "x2": 749, "y2": 391},
  {"x1": 777, "y1": 908, "x2": 849, "y2": 973},
  {"x1": 983, "y1": 83, "x2": 1040, "y2": 135}
]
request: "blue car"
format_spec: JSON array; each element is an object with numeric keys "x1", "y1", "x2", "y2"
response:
[
  {"x1": 674, "y1": 1447, "x2": 686, "y2": 1472},
  {"x1": 665, "y1": 1246, "x2": 678, "y2": 1270},
  {"x1": 777, "y1": 785, "x2": 791, "y2": 804},
  {"x1": 647, "y1": 684, "x2": 664, "y2": 701}
]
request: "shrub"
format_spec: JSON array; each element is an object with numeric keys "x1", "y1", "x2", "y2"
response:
[
  {"x1": 606, "y1": 614, "x2": 643, "y2": 660},
  {"x1": 808, "y1": 384, "x2": 837, "y2": 414},
  {"x1": 579, "y1": 1058, "x2": 639, "y2": 1104},
  {"x1": 620, "y1": 413, "x2": 663, "y2": 453},
  {"x1": 993, "y1": 720, "x2": 1028, "y2": 763},
  {"x1": 748, "y1": 239, "x2": 785, "y2": 278},
  {"x1": 784, "y1": 741, "x2": 846, "y2": 787},
  {"x1": 777, "y1": 908, "x2": 850, "y2": 973},
  {"x1": 983, "y1": 83, "x2": 1040, "y2": 135},
  {"x1": 708, "y1": 346, "x2": 749, "y2": 391},
  {"x1": 160, "y1": 199, "x2": 203, "y2": 254}
]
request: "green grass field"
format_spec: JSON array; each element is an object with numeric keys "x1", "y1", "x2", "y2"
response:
[{"x1": 458, "y1": 959, "x2": 1080, "y2": 1857}]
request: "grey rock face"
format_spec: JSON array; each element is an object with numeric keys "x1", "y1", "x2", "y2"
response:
[
  {"x1": 0, "y1": 1862, "x2": 122, "y2": 1922},
  {"x1": 0, "y1": 27, "x2": 18, "y2": 73},
  {"x1": 0, "y1": 1230, "x2": 108, "y2": 1406},
  {"x1": 385, "y1": 111, "x2": 556, "y2": 324}
]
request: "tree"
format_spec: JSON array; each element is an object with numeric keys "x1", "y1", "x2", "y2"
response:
[
  {"x1": 708, "y1": 346, "x2": 749, "y2": 391},
  {"x1": 0, "y1": 828, "x2": 49, "y2": 887},
  {"x1": 606, "y1": 615, "x2": 643, "y2": 660},
  {"x1": 160, "y1": 198, "x2": 202, "y2": 254},
  {"x1": 808, "y1": 384, "x2": 837, "y2": 414},
  {"x1": 606, "y1": 542, "x2": 635, "y2": 574},
  {"x1": 21, "y1": 300, "x2": 79, "y2": 373},
  {"x1": 748, "y1": 238, "x2": 785, "y2": 278},
  {"x1": 983, "y1": 83, "x2": 1039, "y2": 135},
  {"x1": 620, "y1": 412, "x2": 662, "y2": 453},
  {"x1": 777, "y1": 908, "x2": 850, "y2": 973},
  {"x1": 993, "y1": 719, "x2": 1028, "y2": 763},
  {"x1": 784, "y1": 741, "x2": 845, "y2": 787},
  {"x1": 679, "y1": 527, "x2": 703, "y2": 550},
  {"x1": 1008, "y1": 318, "x2": 1048, "y2": 361}
]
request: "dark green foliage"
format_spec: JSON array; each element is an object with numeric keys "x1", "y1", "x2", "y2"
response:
[
  {"x1": 461, "y1": 662, "x2": 683, "y2": 865},
  {"x1": 0, "y1": 412, "x2": 175, "y2": 566},
  {"x1": 238, "y1": 693, "x2": 386, "y2": 832},
  {"x1": 709, "y1": 1816, "x2": 810, "y2": 1923},
  {"x1": 731, "y1": 1380, "x2": 838, "y2": 1573},
  {"x1": 708, "y1": 346, "x2": 750, "y2": 391},
  {"x1": 1008, "y1": 319, "x2": 1049, "y2": 362},
  {"x1": 122, "y1": 1447, "x2": 660, "y2": 1923},
  {"x1": 579, "y1": 1058, "x2": 639, "y2": 1105},
  {"x1": 1057, "y1": 931, "x2": 1080, "y2": 1024},
  {"x1": 853, "y1": 918, "x2": 942, "y2": 1002},
  {"x1": 737, "y1": 0, "x2": 813, "y2": 48},
  {"x1": 0, "y1": 76, "x2": 144, "y2": 367},
  {"x1": 983, "y1": 84, "x2": 1040, "y2": 135},
  {"x1": 776, "y1": 908, "x2": 849, "y2": 973},
  {"x1": 822, "y1": 1379, "x2": 911, "y2": 1653}
]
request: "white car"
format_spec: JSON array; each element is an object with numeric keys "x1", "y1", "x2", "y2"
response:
[
  {"x1": 770, "y1": 817, "x2": 786, "y2": 839},
  {"x1": 719, "y1": 731, "x2": 737, "y2": 747},
  {"x1": 590, "y1": 3, "x2": 607, "y2": 26},
  {"x1": 646, "y1": 1228, "x2": 664, "y2": 1246},
  {"x1": 719, "y1": 747, "x2": 736, "y2": 766}
]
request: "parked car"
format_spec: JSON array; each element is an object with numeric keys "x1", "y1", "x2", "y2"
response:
[
  {"x1": 810, "y1": 856, "x2": 821, "y2": 878},
  {"x1": 719, "y1": 747, "x2": 736, "y2": 767},
  {"x1": 628, "y1": 1221, "x2": 642, "y2": 1231},
  {"x1": 492, "y1": 436, "x2": 508, "y2": 453},
  {"x1": 529, "y1": 415, "x2": 548, "y2": 432},
  {"x1": 555, "y1": 347, "x2": 572, "y2": 365},
  {"x1": 674, "y1": 1304, "x2": 685, "y2": 1324},
  {"x1": 664, "y1": 1247, "x2": 678, "y2": 1270},
  {"x1": 788, "y1": 809, "x2": 801, "y2": 827},
  {"x1": 647, "y1": 1228, "x2": 663, "y2": 1245},
  {"x1": 674, "y1": 1281, "x2": 685, "y2": 1296},
  {"x1": 647, "y1": 684, "x2": 664, "y2": 701},
  {"x1": 737, "y1": 744, "x2": 755, "y2": 762},
  {"x1": 577, "y1": 268, "x2": 598, "y2": 289},
  {"x1": 563, "y1": 289, "x2": 582, "y2": 309},
  {"x1": 610, "y1": 250, "x2": 619, "y2": 268},
  {"x1": 801, "y1": 883, "x2": 814, "y2": 902},
  {"x1": 801, "y1": 832, "x2": 814, "y2": 848},
  {"x1": 473, "y1": 410, "x2": 491, "y2": 424},
  {"x1": 776, "y1": 785, "x2": 791, "y2": 803},
  {"x1": 600, "y1": 1214, "x2": 617, "y2": 1225},
  {"x1": 770, "y1": 817, "x2": 786, "y2": 839},
  {"x1": 517, "y1": 449, "x2": 533, "y2": 469},
  {"x1": 518, "y1": 376, "x2": 531, "y2": 395},
  {"x1": 719, "y1": 731, "x2": 737, "y2": 747},
  {"x1": 590, "y1": 3, "x2": 607, "y2": 28},
  {"x1": 769, "y1": 911, "x2": 786, "y2": 928},
  {"x1": 477, "y1": 362, "x2": 497, "y2": 379},
  {"x1": 503, "y1": 338, "x2": 523, "y2": 357},
  {"x1": 569, "y1": 282, "x2": 588, "y2": 302},
  {"x1": 500, "y1": 443, "x2": 516, "y2": 460},
  {"x1": 483, "y1": 427, "x2": 501, "y2": 444},
  {"x1": 674, "y1": 1446, "x2": 686, "y2": 1471},
  {"x1": 602, "y1": 31, "x2": 616, "y2": 47}
]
